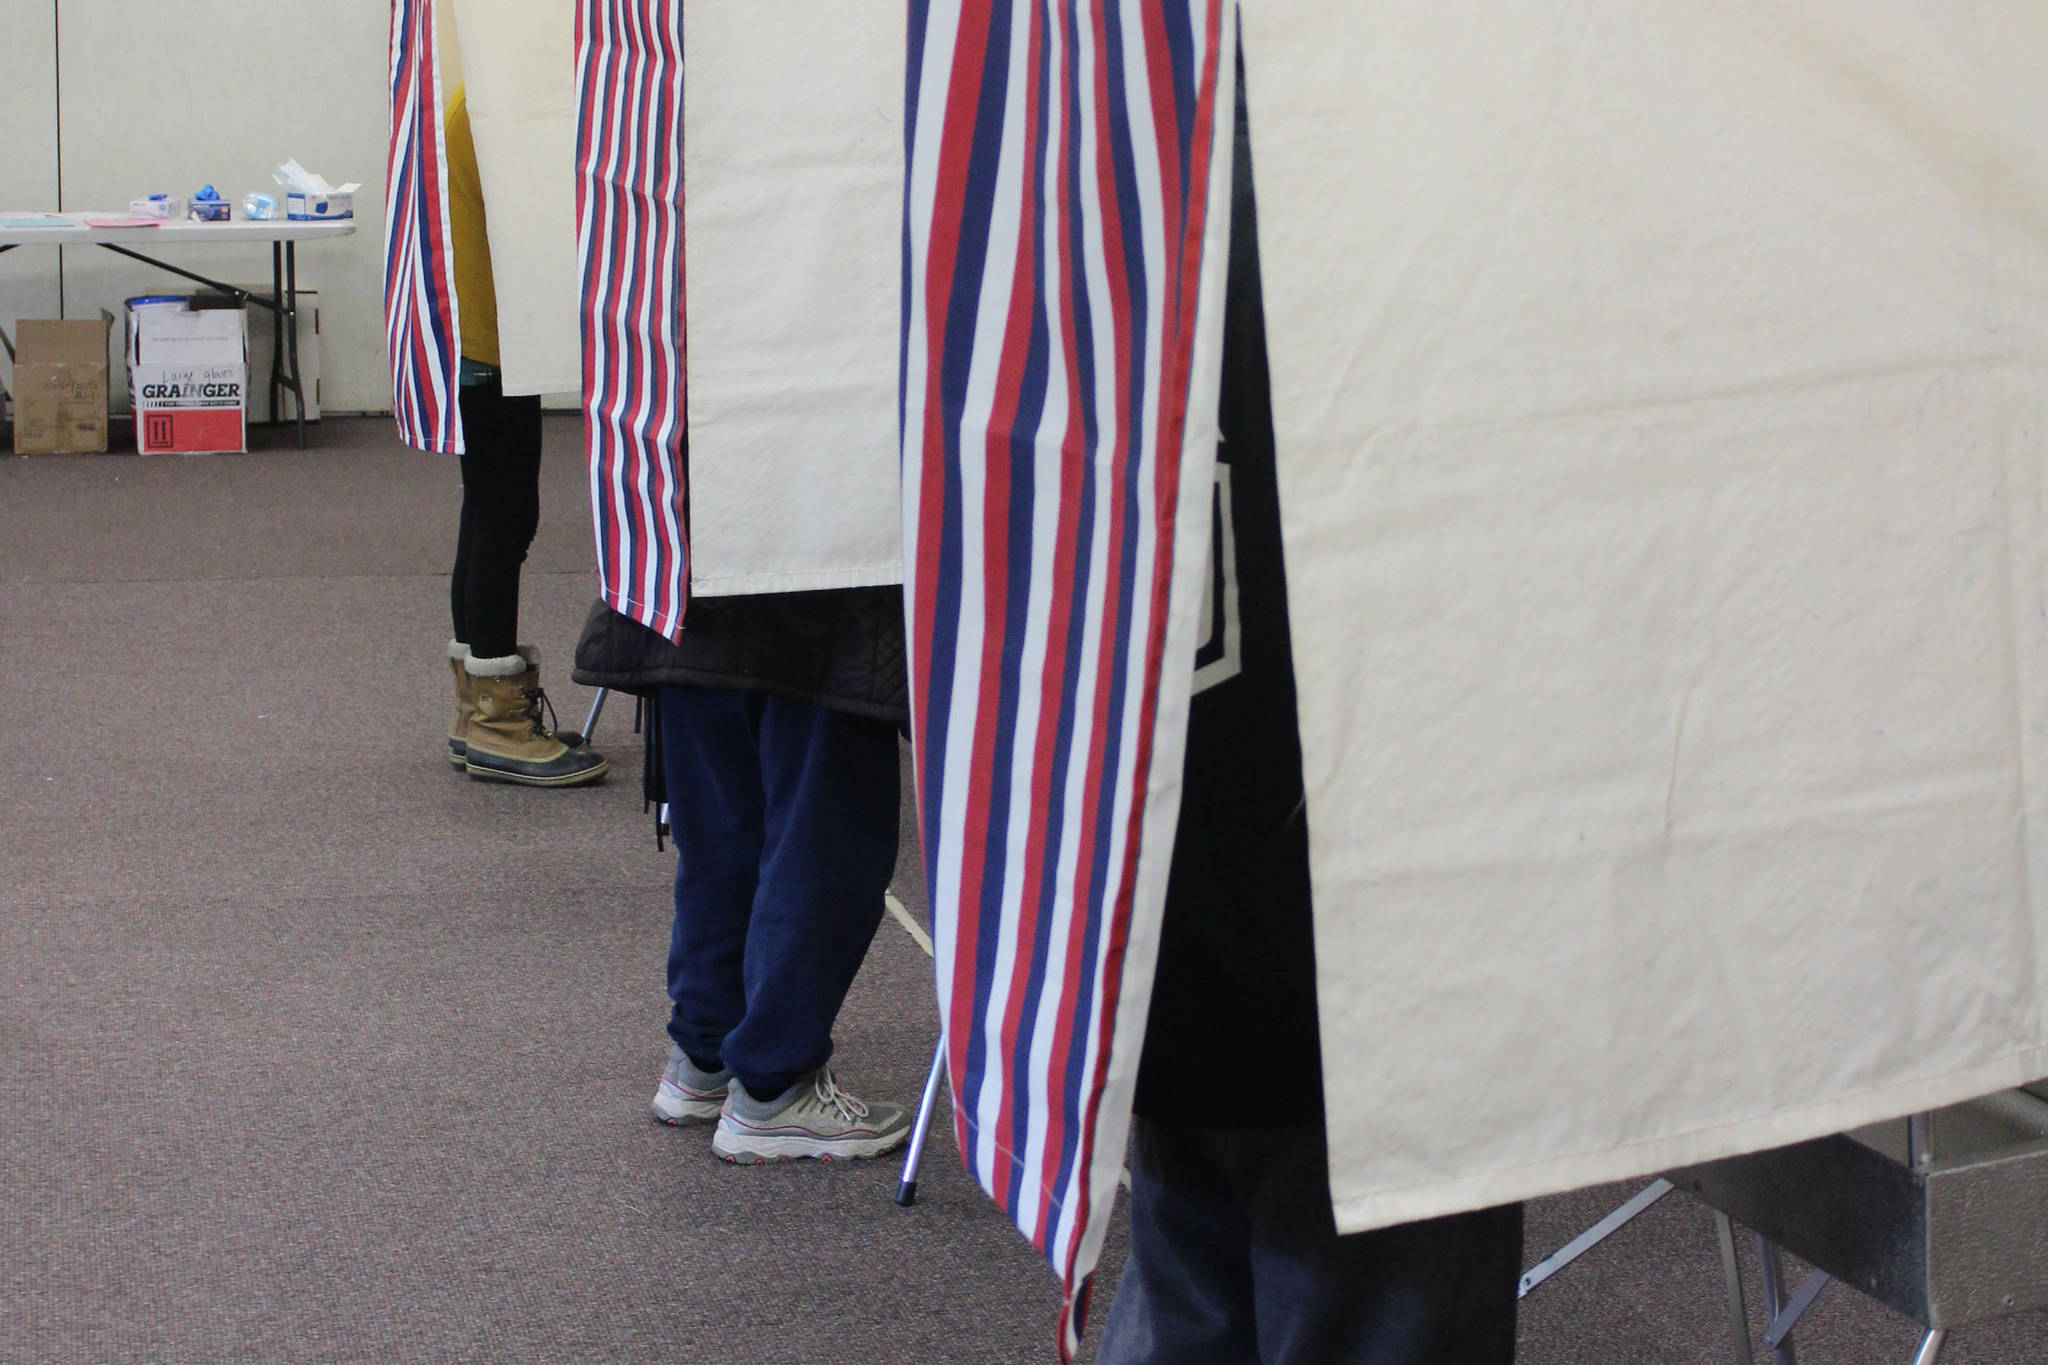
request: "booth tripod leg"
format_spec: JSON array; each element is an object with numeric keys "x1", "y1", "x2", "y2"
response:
[
  {"x1": 1715, "y1": 1212, "x2": 1757, "y2": 1365},
  {"x1": 895, "y1": 1038, "x2": 948, "y2": 1207},
  {"x1": 575, "y1": 687, "x2": 609, "y2": 746},
  {"x1": 1910, "y1": 1329, "x2": 1947, "y2": 1365},
  {"x1": 1757, "y1": 1236, "x2": 1799, "y2": 1365}
]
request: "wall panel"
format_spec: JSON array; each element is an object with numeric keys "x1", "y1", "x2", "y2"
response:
[
  {"x1": 56, "y1": 0, "x2": 391, "y2": 411},
  {"x1": 0, "y1": 1, "x2": 63, "y2": 399}
]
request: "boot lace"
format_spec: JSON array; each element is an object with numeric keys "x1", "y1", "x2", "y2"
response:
[{"x1": 520, "y1": 685, "x2": 561, "y2": 739}]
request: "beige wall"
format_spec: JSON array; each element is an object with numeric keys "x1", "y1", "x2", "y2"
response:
[
  {"x1": 0, "y1": 4, "x2": 63, "y2": 393},
  {"x1": 9, "y1": 0, "x2": 395, "y2": 411}
]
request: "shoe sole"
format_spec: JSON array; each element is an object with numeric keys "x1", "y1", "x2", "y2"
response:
[
  {"x1": 448, "y1": 742, "x2": 467, "y2": 769},
  {"x1": 651, "y1": 1088, "x2": 726, "y2": 1126},
  {"x1": 711, "y1": 1126, "x2": 911, "y2": 1165},
  {"x1": 465, "y1": 757, "x2": 609, "y2": 788}
]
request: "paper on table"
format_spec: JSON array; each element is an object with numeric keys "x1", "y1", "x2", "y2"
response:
[
  {"x1": 80, "y1": 216, "x2": 161, "y2": 229},
  {"x1": 272, "y1": 159, "x2": 362, "y2": 198}
]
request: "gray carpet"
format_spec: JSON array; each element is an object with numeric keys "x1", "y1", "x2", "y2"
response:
[{"x1": 3, "y1": 418, "x2": 2044, "y2": 1364}]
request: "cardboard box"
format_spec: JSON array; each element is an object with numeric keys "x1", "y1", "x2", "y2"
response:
[
  {"x1": 127, "y1": 297, "x2": 247, "y2": 454},
  {"x1": 12, "y1": 316, "x2": 112, "y2": 454}
]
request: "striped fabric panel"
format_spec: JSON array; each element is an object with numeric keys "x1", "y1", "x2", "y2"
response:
[
  {"x1": 383, "y1": 0, "x2": 464, "y2": 455},
  {"x1": 576, "y1": 0, "x2": 689, "y2": 641},
  {"x1": 902, "y1": 2, "x2": 1231, "y2": 1355}
]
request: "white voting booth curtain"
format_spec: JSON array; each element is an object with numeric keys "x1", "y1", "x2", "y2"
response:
[
  {"x1": 901, "y1": 3, "x2": 1235, "y2": 1355},
  {"x1": 682, "y1": 3, "x2": 904, "y2": 596},
  {"x1": 1236, "y1": 3, "x2": 2048, "y2": 1233},
  {"x1": 383, "y1": 0, "x2": 580, "y2": 444},
  {"x1": 452, "y1": 0, "x2": 581, "y2": 398},
  {"x1": 577, "y1": 0, "x2": 689, "y2": 638},
  {"x1": 907, "y1": 0, "x2": 2048, "y2": 1352},
  {"x1": 384, "y1": 0, "x2": 463, "y2": 454},
  {"x1": 559, "y1": 0, "x2": 905, "y2": 638}
]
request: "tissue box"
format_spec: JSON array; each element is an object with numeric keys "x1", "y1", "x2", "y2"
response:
[
  {"x1": 286, "y1": 190, "x2": 353, "y2": 222},
  {"x1": 127, "y1": 297, "x2": 248, "y2": 455}
]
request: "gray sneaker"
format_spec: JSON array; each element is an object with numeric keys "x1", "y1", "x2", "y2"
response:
[
  {"x1": 712, "y1": 1066, "x2": 912, "y2": 1164},
  {"x1": 651, "y1": 1044, "x2": 731, "y2": 1126}
]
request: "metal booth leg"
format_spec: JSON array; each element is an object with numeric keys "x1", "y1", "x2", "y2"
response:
[
  {"x1": 1714, "y1": 1212, "x2": 1758, "y2": 1365},
  {"x1": 1518, "y1": 1179, "x2": 1674, "y2": 1299},
  {"x1": 1910, "y1": 1329, "x2": 1947, "y2": 1365},
  {"x1": 895, "y1": 1037, "x2": 949, "y2": 1207},
  {"x1": 578, "y1": 687, "x2": 609, "y2": 745},
  {"x1": 1757, "y1": 1236, "x2": 1799, "y2": 1365}
]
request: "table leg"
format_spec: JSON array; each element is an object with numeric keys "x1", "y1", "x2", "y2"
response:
[
  {"x1": 270, "y1": 243, "x2": 284, "y2": 426},
  {"x1": 285, "y1": 243, "x2": 305, "y2": 449}
]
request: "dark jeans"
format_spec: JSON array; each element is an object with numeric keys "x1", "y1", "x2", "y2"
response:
[
  {"x1": 658, "y1": 685, "x2": 899, "y2": 1100},
  {"x1": 450, "y1": 373, "x2": 543, "y2": 661},
  {"x1": 1098, "y1": 1118, "x2": 1523, "y2": 1365}
]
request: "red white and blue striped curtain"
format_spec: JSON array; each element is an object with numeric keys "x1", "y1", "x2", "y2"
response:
[
  {"x1": 902, "y1": 2, "x2": 1234, "y2": 1355},
  {"x1": 384, "y1": 0, "x2": 464, "y2": 455},
  {"x1": 576, "y1": 0, "x2": 689, "y2": 642}
]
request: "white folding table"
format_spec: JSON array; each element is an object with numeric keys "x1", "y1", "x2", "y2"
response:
[{"x1": 0, "y1": 217, "x2": 356, "y2": 449}]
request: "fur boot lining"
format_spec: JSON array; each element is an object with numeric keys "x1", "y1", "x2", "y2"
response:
[
  {"x1": 465, "y1": 651, "x2": 534, "y2": 679},
  {"x1": 448, "y1": 639, "x2": 470, "y2": 662}
]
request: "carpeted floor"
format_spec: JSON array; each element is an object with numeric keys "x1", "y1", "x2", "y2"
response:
[{"x1": 3, "y1": 418, "x2": 2045, "y2": 1363}]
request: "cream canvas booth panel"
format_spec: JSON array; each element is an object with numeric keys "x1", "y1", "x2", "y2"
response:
[
  {"x1": 1238, "y1": 1, "x2": 2048, "y2": 1234},
  {"x1": 50, "y1": 0, "x2": 390, "y2": 413},
  {"x1": 680, "y1": 0, "x2": 904, "y2": 595},
  {"x1": 450, "y1": 0, "x2": 580, "y2": 398},
  {"x1": 0, "y1": 6, "x2": 62, "y2": 409},
  {"x1": 451, "y1": 0, "x2": 902, "y2": 589}
]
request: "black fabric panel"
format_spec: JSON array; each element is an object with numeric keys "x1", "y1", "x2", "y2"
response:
[
  {"x1": 571, "y1": 586, "x2": 909, "y2": 727},
  {"x1": 1133, "y1": 60, "x2": 1325, "y2": 1128}
]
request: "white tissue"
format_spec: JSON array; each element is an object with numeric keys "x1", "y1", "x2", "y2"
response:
[{"x1": 272, "y1": 159, "x2": 362, "y2": 198}]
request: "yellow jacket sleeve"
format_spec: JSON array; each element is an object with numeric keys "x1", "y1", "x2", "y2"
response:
[{"x1": 445, "y1": 87, "x2": 500, "y2": 369}]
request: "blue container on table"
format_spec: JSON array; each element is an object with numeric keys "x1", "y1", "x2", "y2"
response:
[{"x1": 190, "y1": 185, "x2": 230, "y2": 222}]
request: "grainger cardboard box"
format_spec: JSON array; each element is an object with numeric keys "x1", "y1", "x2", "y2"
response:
[
  {"x1": 13, "y1": 316, "x2": 112, "y2": 454},
  {"x1": 127, "y1": 297, "x2": 247, "y2": 455}
]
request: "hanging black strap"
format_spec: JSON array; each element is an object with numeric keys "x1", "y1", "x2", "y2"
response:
[{"x1": 639, "y1": 695, "x2": 671, "y2": 851}]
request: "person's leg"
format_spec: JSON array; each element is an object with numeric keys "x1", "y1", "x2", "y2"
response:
[
  {"x1": 658, "y1": 686, "x2": 767, "y2": 1073},
  {"x1": 716, "y1": 695, "x2": 899, "y2": 1097},
  {"x1": 450, "y1": 462, "x2": 475, "y2": 647},
  {"x1": 453, "y1": 378, "x2": 543, "y2": 661},
  {"x1": 1097, "y1": 1117, "x2": 1260, "y2": 1365},
  {"x1": 1235, "y1": 1125, "x2": 1523, "y2": 1365}
]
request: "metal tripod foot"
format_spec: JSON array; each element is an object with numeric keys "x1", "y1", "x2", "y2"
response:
[{"x1": 895, "y1": 1038, "x2": 948, "y2": 1207}]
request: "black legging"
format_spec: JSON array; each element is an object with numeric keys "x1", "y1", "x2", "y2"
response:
[{"x1": 450, "y1": 372, "x2": 544, "y2": 661}]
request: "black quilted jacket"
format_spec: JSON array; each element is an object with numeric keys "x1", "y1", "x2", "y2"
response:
[{"x1": 569, "y1": 587, "x2": 908, "y2": 726}]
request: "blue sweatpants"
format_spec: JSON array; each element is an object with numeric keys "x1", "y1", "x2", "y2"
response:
[
  {"x1": 1098, "y1": 1118, "x2": 1522, "y2": 1365},
  {"x1": 658, "y1": 686, "x2": 900, "y2": 1100}
]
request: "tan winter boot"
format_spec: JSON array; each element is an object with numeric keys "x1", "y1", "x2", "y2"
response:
[
  {"x1": 447, "y1": 640, "x2": 476, "y2": 769},
  {"x1": 462, "y1": 649, "x2": 608, "y2": 787}
]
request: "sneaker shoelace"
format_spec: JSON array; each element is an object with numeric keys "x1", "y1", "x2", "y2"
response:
[{"x1": 803, "y1": 1068, "x2": 870, "y2": 1123}]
